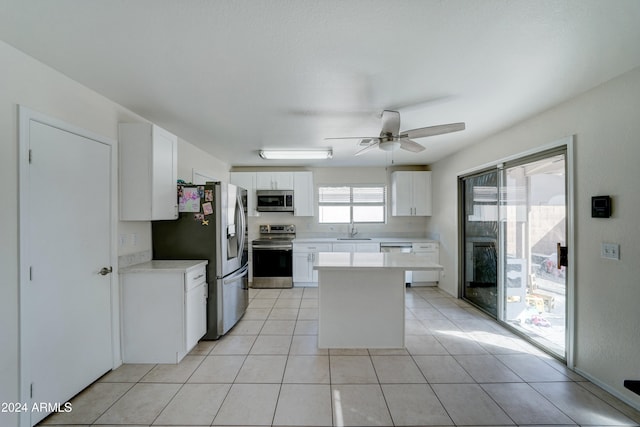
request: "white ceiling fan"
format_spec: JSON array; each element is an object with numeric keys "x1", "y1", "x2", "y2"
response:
[{"x1": 326, "y1": 110, "x2": 465, "y2": 156}]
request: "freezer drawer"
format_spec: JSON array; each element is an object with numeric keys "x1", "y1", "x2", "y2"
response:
[{"x1": 218, "y1": 263, "x2": 249, "y2": 336}]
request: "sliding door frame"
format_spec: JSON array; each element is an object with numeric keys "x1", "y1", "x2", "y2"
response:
[{"x1": 458, "y1": 136, "x2": 575, "y2": 367}]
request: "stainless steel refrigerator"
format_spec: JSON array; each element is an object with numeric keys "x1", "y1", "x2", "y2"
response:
[{"x1": 152, "y1": 182, "x2": 248, "y2": 339}]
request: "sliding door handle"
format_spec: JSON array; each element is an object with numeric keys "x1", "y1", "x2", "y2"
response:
[{"x1": 557, "y1": 243, "x2": 568, "y2": 268}]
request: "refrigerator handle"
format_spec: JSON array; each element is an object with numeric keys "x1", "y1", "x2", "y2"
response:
[
  {"x1": 223, "y1": 263, "x2": 249, "y2": 285},
  {"x1": 237, "y1": 192, "x2": 247, "y2": 258}
]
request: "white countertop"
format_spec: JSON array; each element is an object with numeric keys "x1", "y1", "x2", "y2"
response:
[
  {"x1": 313, "y1": 252, "x2": 443, "y2": 270},
  {"x1": 119, "y1": 260, "x2": 208, "y2": 274}
]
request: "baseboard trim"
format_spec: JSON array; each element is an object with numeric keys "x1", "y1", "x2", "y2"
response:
[{"x1": 573, "y1": 367, "x2": 640, "y2": 413}]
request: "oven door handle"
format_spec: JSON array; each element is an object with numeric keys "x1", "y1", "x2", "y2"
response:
[{"x1": 252, "y1": 245, "x2": 293, "y2": 250}]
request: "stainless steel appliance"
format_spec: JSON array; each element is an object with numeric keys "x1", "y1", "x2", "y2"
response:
[
  {"x1": 256, "y1": 190, "x2": 294, "y2": 212},
  {"x1": 152, "y1": 182, "x2": 249, "y2": 339},
  {"x1": 252, "y1": 224, "x2": 295, "y2": 288}
]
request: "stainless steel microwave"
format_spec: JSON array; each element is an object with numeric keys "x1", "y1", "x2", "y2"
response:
[{"x1": 256, "y1": 190, "x2": 294, "y2": 212}]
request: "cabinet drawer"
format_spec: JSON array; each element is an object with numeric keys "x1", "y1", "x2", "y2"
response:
[
  {"x1": 185, "y1": 265, "x2": 207, "y2": 290},
  {"x1": 293, "y1": 243, "x2": 332, "y2": 252}
]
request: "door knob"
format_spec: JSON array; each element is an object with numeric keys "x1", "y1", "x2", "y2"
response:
[{"x1": 99, "y1": 266, "x2": 113, "y2": 276}]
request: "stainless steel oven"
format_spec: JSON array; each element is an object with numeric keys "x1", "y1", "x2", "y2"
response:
[{"x1": 252, "y1": 224, "x2": 295, "y2": 288}]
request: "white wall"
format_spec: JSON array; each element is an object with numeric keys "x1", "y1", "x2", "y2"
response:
[
  {"x1": 177, "y1": 138, "x2": 230, "y2": 184},
  {"x1": 429, "y1": 66, "x2": 640, "y2": 407},
  {"x1": 0, "y1": 40, "x2": 229, "y2": 426}
]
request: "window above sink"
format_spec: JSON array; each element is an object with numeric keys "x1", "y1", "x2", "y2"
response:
[{"x1": 318, "y1": 185, "x2": 386, "y2": 224}]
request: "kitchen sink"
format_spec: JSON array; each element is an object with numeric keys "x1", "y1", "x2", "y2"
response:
[{"x1": 337, "y1": 237, "x2": 372, "y2": 240}]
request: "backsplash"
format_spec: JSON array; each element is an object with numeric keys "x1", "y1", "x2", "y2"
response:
[
  {"x1": 246, "y1": 212, "x2": 434, "y2": 242},
  {"x1": 118, "y1": 250, "x2": 152, "y2": 268}
]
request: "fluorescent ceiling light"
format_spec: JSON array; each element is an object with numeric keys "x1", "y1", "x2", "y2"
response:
[{"x1": 259, "y1": 149, "x2": 333, "y2": 160}]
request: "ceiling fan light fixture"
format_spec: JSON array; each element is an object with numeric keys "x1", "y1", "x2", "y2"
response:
[
  {"x1": 379, "y1": 140, "x2": 400, "y2": 152},
  {"x1": 259, "y1": 149, "x2": 333, "y2": 160}
]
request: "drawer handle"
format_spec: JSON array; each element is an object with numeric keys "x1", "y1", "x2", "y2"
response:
[{"x1": 194, "y1": 274, "x2": 205, "y2": 281}]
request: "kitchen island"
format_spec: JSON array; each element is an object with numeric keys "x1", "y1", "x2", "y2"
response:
[{"x1": 313, "y1": 252, "x2": 443, "y2": 349}]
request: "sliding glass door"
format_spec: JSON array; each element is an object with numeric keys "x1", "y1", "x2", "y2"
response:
[
  {"x1": 461, "y1": 170, "x2": 499, "y2": 317},
  {"x1": 501, "y1": 150, "x2": 567, "y2": 358},
  {"x1": 461, "y1": 147, "x2": 568, "y2": 359}
]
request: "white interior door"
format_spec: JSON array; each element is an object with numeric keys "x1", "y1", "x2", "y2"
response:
[{"x1": 21, "y1": 113, "x2": 114, "y2": 425}]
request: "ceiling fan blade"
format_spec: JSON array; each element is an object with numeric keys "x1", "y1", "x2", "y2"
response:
[
  {"x1": 398, "y1": 138, "x2": 425, "y2": 153},
  {"x1": 325, "y1": 136, "x2": 379, "y2": 140},
  {"x1": 359, "y1": 138, "x2": 374, "y2": 146},
  {"x1": 286, "y1": 108, "x2": 372, "y2": 117},
  {"x1": 403, "y1": 122, "x2": 466, "y2": 139},
  {"x1": 380, "y1": 110, "x2": 401, "y2": 136},
  {"x1": 355, "y1": 141, "x2": 379, "y2": 156}
]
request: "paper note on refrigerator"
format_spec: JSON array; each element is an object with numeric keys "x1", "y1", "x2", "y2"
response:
[{"x1": 179, "y1": 186, "x2": 201, "y2": 212}]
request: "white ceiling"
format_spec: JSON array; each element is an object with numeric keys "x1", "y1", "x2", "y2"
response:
[{"x1": 2, "y1": 1, "x2": 640, "y2": 167}]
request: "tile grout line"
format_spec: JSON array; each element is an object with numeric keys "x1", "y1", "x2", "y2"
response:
[
  {"x1": 406, "y1": 291, "x2": 457, "y2": 427},
  {"x1": 416, "y1": 289, "x2": 587, "y2": 426},
  {"x1": 56, "y1": 287, "x2": 638, "y2": 427}
]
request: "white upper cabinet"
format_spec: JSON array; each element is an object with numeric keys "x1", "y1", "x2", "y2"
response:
[
  {"x1": 236, "y1": 171, "x2": 312, "y2": 216},
  {"x1": 229, "y1": 172, "x2": 258, "y2": 217},
  {"x1": 119, "y1": 123, "x2": 178, "y2": 220},
  {"x1": 293, "y1": 171, "x2": 314, "y2": 216},
  {"x1": 256, "y1": 171, "x2": 294, "y2": 190},
  {"x1": 391, "y1": 171, "x2": 432, "y2": 216}
]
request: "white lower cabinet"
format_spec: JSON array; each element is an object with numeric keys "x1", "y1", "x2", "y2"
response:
[
  {"x1": 293, "y1": 242, "x2": 332, "y2": 286},
  {"x1": 332, "y1": 242, "x2": 380, "y2": 253},
  {"x1": 120, "y1": 260, "x2": 208, "y2": 363},
  {"x1": 411, "y1": 242, "x2": 439, "y2": 285}
]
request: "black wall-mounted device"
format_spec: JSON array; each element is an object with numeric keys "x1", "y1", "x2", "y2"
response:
[
  {"x1": 624, "y1": 380, "x2": 640, "y2": 396},
  {"x1": 591, "y1": 196, "x2": 611, "y2": 218}
]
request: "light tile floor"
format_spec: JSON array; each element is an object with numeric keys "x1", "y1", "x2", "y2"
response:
[{"x1": 40, "y1": 287, "x2": 640, "y2": 426}]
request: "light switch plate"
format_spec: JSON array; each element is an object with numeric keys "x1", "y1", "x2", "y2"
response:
[{"x1": 601, "y1": 242, "x2": 620, "y2": 260}]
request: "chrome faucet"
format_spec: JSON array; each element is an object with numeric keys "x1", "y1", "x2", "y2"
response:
[{"x1": 349, "y1": 223, "x2": 358, "y2": 237}]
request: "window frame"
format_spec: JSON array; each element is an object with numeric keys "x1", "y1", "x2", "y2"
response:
[{"x1": 317, "y1": 184, "x2": 387, "y2": 224}]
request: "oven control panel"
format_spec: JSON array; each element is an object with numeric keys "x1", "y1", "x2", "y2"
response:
[{"x1": 259, "y1": 224, "x2": 296, "y2": 234}]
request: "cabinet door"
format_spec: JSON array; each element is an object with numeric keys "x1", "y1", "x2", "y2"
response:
[
  {"x1": 273, "y1": 172, "x2": 294, "y2": 190},
  {"x1": 356, "y1": 243, "x2": 381, "y2": 252},
  {"x1": 391, "y1": 171, "x2": 414, "y2": 216},
  {"x1": 119, "y1": 123, "x2": 178, "y2": 220},
  {"x1": 293, "y1": 171, "x2": 314, "y2": 216},
  {"x1": 151, "y1": 126, "x2": 178, "y2": 220},
  {"x1": 255, "y1": 172, "x2": 274, "y2": 190},
  {"x1": 185, "y1": 281, "x2": 207, "y2": 351},
  {"x1": 256, "y1": 172, "x2": 294, "y2": 190},
  {"x1": 332, "y1": 243, "x2": 356, "y2": 252},
  {"x1": 230, "y1": 172, "x2": 257, "y2": 216},
  {"x1": 412, "y1": 242, "x2": 439, "y2": 282},
  {"x1": 293, "y1": 251, "x2": 313, "y2": 283},
  {"x1": 412, "y1": 171, "x2": 432, "y2": 216},
  {"x1": 411, "y1": 252, "x2": 440, "y2": 282}
]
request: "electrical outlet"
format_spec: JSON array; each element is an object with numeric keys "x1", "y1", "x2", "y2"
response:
[{"x1": 601, "y1": 242, "x2": 620, "y2": 260}]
